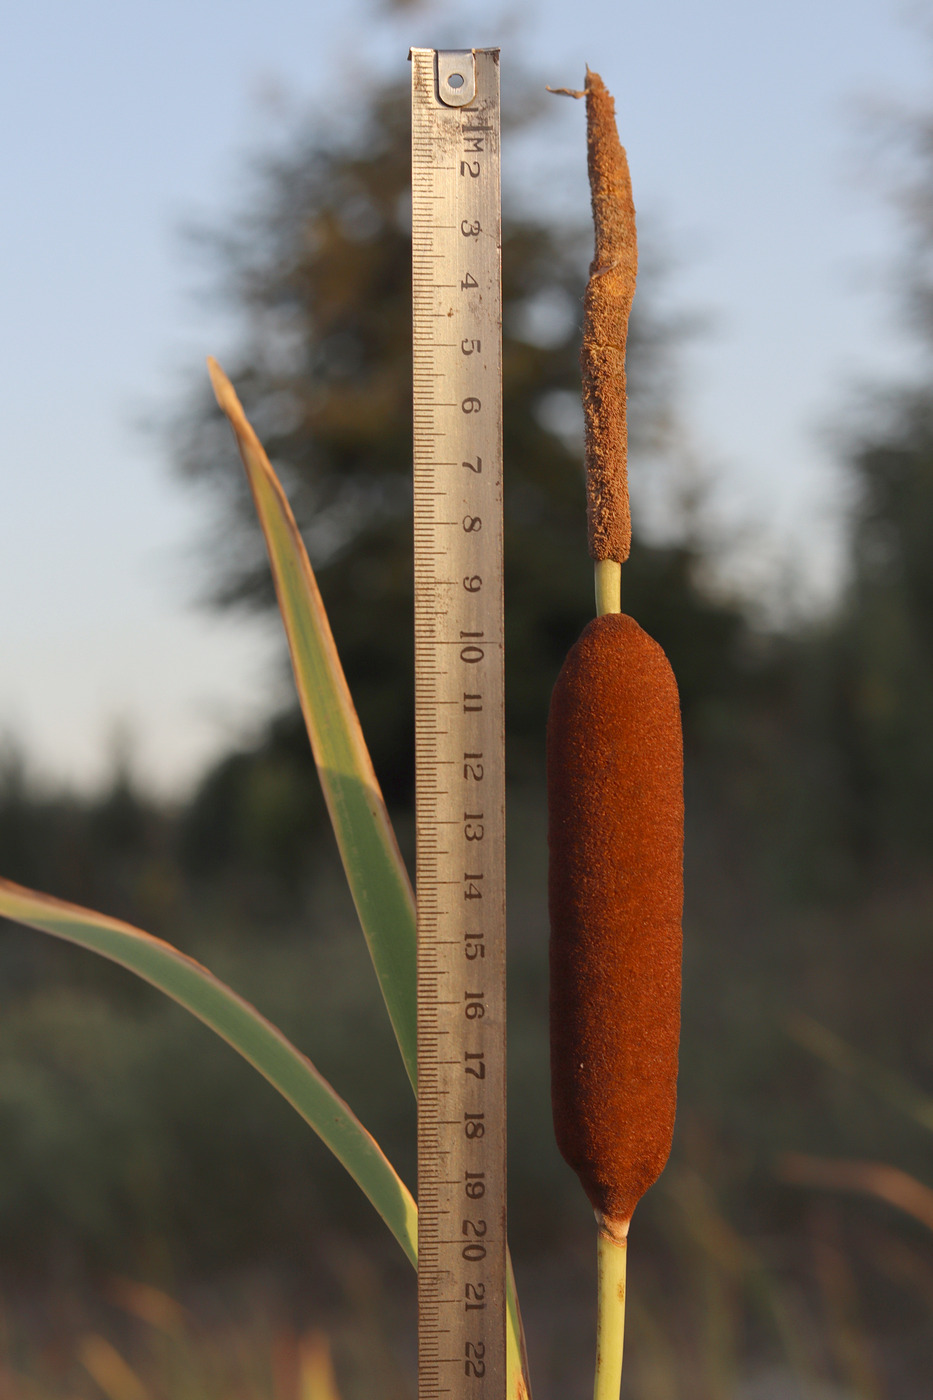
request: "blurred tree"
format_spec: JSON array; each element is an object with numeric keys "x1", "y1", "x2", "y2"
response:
[
  {"x1": 169, "y1": 73, "x2": 753, "y2": 858},
  {"x1": 817, "y1": 91, "x2": 933, "y2": 866},
  {"x1": 822, "y1": 393, "x2": 933, "y2": 862}
]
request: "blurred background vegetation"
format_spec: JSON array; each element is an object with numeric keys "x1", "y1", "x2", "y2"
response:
[{"x1": 1, "y1": 70, "x2": 933, "y2": 1400}]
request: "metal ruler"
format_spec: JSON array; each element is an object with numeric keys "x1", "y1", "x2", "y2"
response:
[{"x1": 411, "y1": 47, "x2": 506, "y2": 1400}]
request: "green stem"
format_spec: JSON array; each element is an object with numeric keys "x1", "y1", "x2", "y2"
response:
[
  {"x1": 594, "y1": 1221, "x2": 628, "y2": 1400},
  {"x1": 594, "y1": 559, "x2": 621, "y2": 616},
  {"x1": 507, "y1": 1250, "x2": 531, "y2": 1399}
]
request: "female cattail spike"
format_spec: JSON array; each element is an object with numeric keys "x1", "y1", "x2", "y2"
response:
[
  {"x1": 547, "y1": 69, "x2": 684, "y2": 1400},
  {"x1": 548, "y1": 613, "x2": 682, "y2": 1231}
]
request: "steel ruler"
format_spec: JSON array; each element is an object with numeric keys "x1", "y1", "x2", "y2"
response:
[{"x1": 411, "y1": 47, "x2": 506, "y2": 1400}]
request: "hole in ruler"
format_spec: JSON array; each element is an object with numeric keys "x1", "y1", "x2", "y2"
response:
[{"x1": 436, "y1": 50, "x2": 475, "y2": 106}]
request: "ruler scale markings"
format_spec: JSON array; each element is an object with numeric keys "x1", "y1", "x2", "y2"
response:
[{"x1": 412, "y1": 46, "x2": 506, "y2": 1400}]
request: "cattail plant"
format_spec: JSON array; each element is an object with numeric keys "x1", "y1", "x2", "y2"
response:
[
  {"x1": 547, "y1": 71, "x2": 684, "y2": 1400},
  {"x1": 0, "y1": 65, "x2": 679, "y2": 1400}
]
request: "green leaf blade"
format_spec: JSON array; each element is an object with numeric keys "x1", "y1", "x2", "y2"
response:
[
  {"x1": 208, "y1": 359, "x2": 417, "y2": 1090},
  {"x1": 209, "y1": 362, "x2": 532, "y2": 1398},
  {"x1": 0, "y1": 876, "x2": 418, "y2": 1267}
]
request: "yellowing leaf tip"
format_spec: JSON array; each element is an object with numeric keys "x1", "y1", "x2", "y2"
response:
[{"x1": 207, "y1": 356, "x2": 240, "y2": 418}]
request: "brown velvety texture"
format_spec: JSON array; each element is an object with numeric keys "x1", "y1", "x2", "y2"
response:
[
  {"x1": 548, "y1": 613, "x2": 683, "y2": 1226},
  {"x1": 581, "y1": 70, "x2": 637, "y2": 566}
]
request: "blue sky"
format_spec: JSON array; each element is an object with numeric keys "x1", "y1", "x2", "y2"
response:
[{"x1": 2, "y1": 0, "x2": 931, "y2": 795}]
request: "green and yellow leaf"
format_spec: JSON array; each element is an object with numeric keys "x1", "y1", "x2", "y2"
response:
[
  {"x1": 208, "y1": 361, "x2": 530, "y2": 1400},
  {"x1": 208, "y1": 359, "x2": 417, "y2": 1090},
  {"x1": 0, "y1": 876, "x2": 417, "y2": 1266}
]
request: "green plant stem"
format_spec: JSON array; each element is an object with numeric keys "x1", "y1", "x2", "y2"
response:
[
  {"x1": 594, "y1": 1221, "x2": 628, "y2": 1400},
  {"x1": 594, "y1": 559, "x2": 621, "y2": 616},
  {"x1": 507, "y1": 1251, "x2": 531, "y2": 1399}
]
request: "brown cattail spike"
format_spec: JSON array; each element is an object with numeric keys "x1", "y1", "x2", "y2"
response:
[
  {"x1": 582, "y1": 70, "x2": 637, "y2": 566},
  {"x1": 548, "y1": 612, "x2": 683, "y2": 1228}
]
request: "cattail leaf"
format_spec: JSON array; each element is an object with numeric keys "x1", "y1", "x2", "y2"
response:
[
  {"x1": 208, "y1": 358, "x2": 417, "y2": 1090},
  {"x1": 209, "y1": 362, "x2": 530, "y2": 1400},
  {"x1": 0, "y1": 881, "x2": 531, "y2": 1392},
  {"x1": 0, "y1": 876, "x2": 418, "y2": 1266}
]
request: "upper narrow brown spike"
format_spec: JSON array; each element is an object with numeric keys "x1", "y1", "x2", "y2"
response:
[{"x1": 581, "y1": 69, "x2": 637, "y2": 565}]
